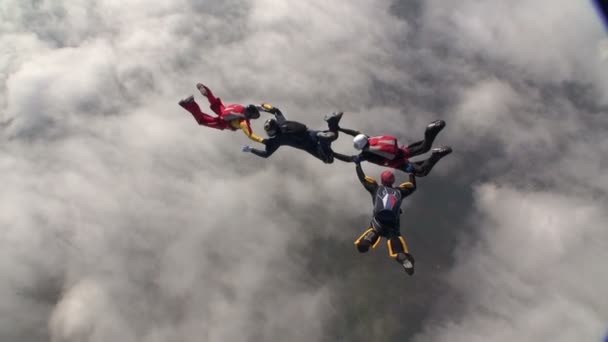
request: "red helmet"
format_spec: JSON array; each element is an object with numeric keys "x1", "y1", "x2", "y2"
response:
[{"x1": 380, "y1": 170, "x2": 395, "y2": 186}]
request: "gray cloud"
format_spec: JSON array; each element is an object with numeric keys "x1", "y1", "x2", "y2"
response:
[
  {"x1": 408, "y1": 1, "x2": 608, "y2": 341},
  {"x1": 1, "y1": 1, "x2": 412, "y2": 341},
  {"x1": 1, "y1": 0, "x2": 607, "y2": 341}
]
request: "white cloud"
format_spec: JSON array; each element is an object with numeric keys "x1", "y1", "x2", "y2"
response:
[
  {"x1": 424, "y1": 0, "x2": 606, "y2": 86},
  {"x1": 2, "y1": 0, "x2": 608, "y2": 341},
  {"x1": 415, "y1": 184, "x2": 608, "y2": 342},
  {"x1": 1, "y1": 0, "x2": 410, "y2": 341},
  {"x1": 399, "y1": 1, "x2": 608, "y2": 341}
]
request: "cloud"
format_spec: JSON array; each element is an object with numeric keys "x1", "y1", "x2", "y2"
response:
[
  {"x1": 0, "y1": 0, "x2": 415, "y2": 341},
  {"x1": 423, "y1": 0, "x2": 606, "y2": 86},
  {"x1": 409, "y1": 1, "x2": 608, "y2": 341},
  {"x1": 415, "y1": 184, "x2": 608, "y2": 342},
  {"x1": 2, "y1": 0, "x2": 607, "y2": 341}
]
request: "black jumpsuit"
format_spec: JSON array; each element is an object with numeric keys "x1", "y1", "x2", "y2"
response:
[
  {"x1": 354, "y1": 162, "x2": 417, "y2": 273},
  {"x1": 249, "y1": 109, "x2": 341, "y2": 163}
]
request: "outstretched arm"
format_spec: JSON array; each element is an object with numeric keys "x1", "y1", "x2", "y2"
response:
[
  {"x1": 355, "y1": 161, "x2": 378, "y2": 195},
  {"x1": 246, "y1": 138, "x2": 280, "y2": 159},
  {"x1": 398, "y1": 173, "x2": 417, "y2": 197},
  {"x1": 333, "y1": 152, "x2": 356, "y2": 163},
  {"x1": 339, "y1": 127, "x2": 362, "y2": 137},
  {"x1": 260, "y1": 103, "x2": 287, "y2": 124},
  {"x1": 238, "y1": 120, "x2": 265, "y2": 143},
  {"x1": 334, "y1": 152, "x2": 366, "y2": 163},
  {"x1": 274, "y1": 110, "x2": 287, "y2": 125}
]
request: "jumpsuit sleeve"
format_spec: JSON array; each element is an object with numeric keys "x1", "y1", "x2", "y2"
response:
[
  {"x1": 398, "y1": 173, "x2": 417, "y2": 197},
  {"x1": 356, "y1": 162, "x2": 378, "y2": 195},
  {"x1": 271, "y1": 108, "x2": 287, "y2": 125},
  {"x1": 260, "y1": 104, "x2": 287, "y2": 124},
  {"x1": 250, "y1": 138, "x2": 280, "y2": 158},
  {"x1": 239, "y1": 120, "x2": 265, "y2": 143},
  {"x1": 338, "y1": 126, "x2": 362, "y2": 137},
  {"x1": 334, "y1": 152, "x2": 365, "y2": 163},
  {"x1": 333, "y1": 152, "x2": 356, "y2": 163}
]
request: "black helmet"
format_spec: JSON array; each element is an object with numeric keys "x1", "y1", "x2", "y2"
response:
[
  {"x1": 245, "y1": 104, "x2": 260, "y2": 119},
  {"x1": 264, "y1": 118, "x2": 279, "y2": 136}
]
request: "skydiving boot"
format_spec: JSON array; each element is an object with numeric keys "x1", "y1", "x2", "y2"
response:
[
  {"x1": 426, "y1": 120, "x2": 446, "y2": 137},
  {"x1": 178, "y1": 95, "x2": 195, "y2": 106},
  {"x1": 324, "y1": 111, "x2": 344, "y2": 131},
  {"x1": 406, "y1": 120, "x2": 447, "y2": 157},
  {"x1": 396, "y1": 253, "x2": 415, "y2": 276},
  {"x1": 430, "y1": 146, "x2": 452, "y2": 159},
  {"x1": 196, "y1": 83, "x2": 208, "y2": 97},
  {"x1": 317, "y1": 113, "x2": 339, "y2": 142}
]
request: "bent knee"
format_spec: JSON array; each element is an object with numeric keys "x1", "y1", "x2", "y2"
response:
[{"x1": 356, "y1": 241, "x2": 371, "y2": 253}]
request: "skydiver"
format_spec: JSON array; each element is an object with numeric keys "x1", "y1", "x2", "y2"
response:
[
  {"x1": 333, "y1": 120, "x2": 452, "y2": 177},
  {"x1": 178, "y1": 83, "x2": 265, "y2": 143},
  {"x1": 241, "y1": 104, "x2": 344, "y2": 164},
  {"x1": 353, "y1": 160, "x2": 417, "y2": 275}
]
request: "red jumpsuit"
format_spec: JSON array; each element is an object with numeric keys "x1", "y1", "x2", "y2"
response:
[
  {"x1": 179, "y1": 86, "x2": 264, "y2": 143},
  {"x1": 365, "y1": 135, "x2": 412, "y2": 168},
  {"x1": 334, "y1": 122, "x2": 450, "y2": 177}
]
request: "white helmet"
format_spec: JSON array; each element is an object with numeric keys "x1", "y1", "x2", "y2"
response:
[{"x1": 353, "y1": 134, "x2": 369, "y2": 150}]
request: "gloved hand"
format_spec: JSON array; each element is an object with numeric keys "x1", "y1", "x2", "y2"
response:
[
  {"x1": 260, "y1": 103, "x2": 279, "y2": 114},
  {"x1": 196, "y1": 83, "x2": 208, "y2": 96},
  {"x1": 242, "y1": 145, "x2": 253, "y2": 153},
  {"x1": 405, "y1": 163, "x2": 415, "y2": 174}
]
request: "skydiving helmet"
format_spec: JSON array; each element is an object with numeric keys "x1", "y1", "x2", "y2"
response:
[
  {"x1": 353, "y1": 134, "x2": 369, "y2": 150},
  {"x1": 264, "y1": 118, "x2": 279, "y2": 136},
  {"x1": 244, "y1": 105, "x2": 261, "y2": 119},
  {"x1": 380, "y1": 170, "x2": 395, "y2": 186}
]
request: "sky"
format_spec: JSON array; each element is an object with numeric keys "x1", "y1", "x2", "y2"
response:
[{"x1": 1, "y1": 0, "x2": 607, "y2": 341}]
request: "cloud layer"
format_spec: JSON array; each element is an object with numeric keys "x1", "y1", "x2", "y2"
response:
[{"x1": 1, "y1": 0, "x2": 607, "y2": 341}]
